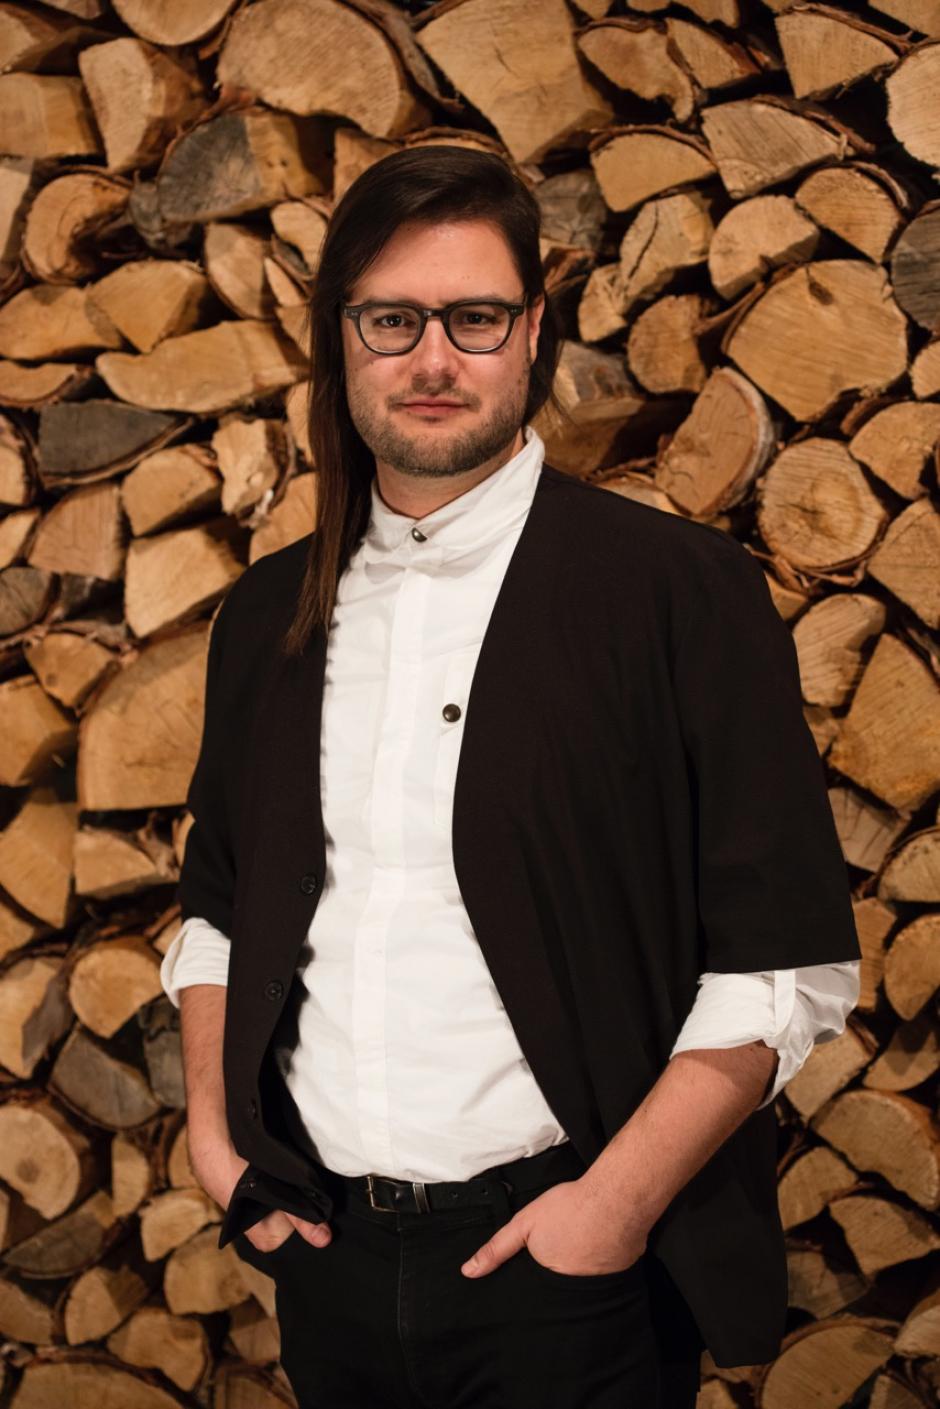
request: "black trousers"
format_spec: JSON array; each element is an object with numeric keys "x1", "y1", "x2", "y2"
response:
[{"x1": 233, "y1": 1141, "x2": 705, "y2": 1408}]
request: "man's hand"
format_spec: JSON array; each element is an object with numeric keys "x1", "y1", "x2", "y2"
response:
[
  {"x1": 191, "y1": 1139, "x2": 332, "y2": 1254},
  {"x1": 460, "y1": 1178, "x2": 648, "y2": 1279}
]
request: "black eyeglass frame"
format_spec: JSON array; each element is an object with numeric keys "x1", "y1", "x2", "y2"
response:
[{"x1": 342, "y1": 298, "x2": 529, "y2": 355}]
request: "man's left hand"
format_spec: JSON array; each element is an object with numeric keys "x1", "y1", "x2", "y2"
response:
[{"x1": 460, "y1": 1178, "x2": 648, "y2": 1278}]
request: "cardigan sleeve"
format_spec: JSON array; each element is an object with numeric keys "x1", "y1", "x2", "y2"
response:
[
  {"x1": 671, "y1": 532, "x2": 861, "y2": 973},
  {"x1": 176, "y1": 592, "x2": 238, "y2": 937}
]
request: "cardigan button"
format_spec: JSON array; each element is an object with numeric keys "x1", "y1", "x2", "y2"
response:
[
  {"x1": 299, "y1": 872, "x2": 319, "y2": 894},
  {"x1": 442, "y1": 703, "x2": 461, "y2": 722},
  {"x1": 247, "y1": 1098, "x2": 258, "y2": 1119},
  {"x1": 264, "y1": 979, "x2": 284, "y2": 1001},
  {"x1": 243, "y1": 1174, "x2": 257, "y2": 1189}
]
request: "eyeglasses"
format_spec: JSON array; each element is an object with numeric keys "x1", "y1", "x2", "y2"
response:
[{"x1": 342, "y1": 298, "x2": 528, "y2": 355}]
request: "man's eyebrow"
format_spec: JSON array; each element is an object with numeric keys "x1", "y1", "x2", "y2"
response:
[{"x1": 355, "y1": 292, "x2": 516, "y2": 304}]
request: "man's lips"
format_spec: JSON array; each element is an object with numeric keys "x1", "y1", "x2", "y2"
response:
[{"x1": 400, "y1": 400, "x2": 466, "y2": 408}]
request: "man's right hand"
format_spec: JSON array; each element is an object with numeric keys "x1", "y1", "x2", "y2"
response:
[{"x1": 191, "y1": 1139, "x2": 333, "y2": 1253}]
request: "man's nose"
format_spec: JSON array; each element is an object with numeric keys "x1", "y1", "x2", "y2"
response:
[{"x1": 407, "y1": 315, "x2": 462, "y2": 376}]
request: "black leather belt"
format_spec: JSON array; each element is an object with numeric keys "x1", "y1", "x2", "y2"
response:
[{"x1": 329, "y1": 1139, "x2": 586, "y2": 1217}]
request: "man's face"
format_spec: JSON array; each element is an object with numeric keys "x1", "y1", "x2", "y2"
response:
[{"x1": 341, "y1": 218, "x2": 545, "y2": 479}]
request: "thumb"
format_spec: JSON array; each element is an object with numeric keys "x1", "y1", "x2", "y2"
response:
[
  {"x1": 288, "y1": 1212, "x2": 332, "y2": 1247},
  {"x1": 461, "y1": 1216, "x2": 527, "y2": 1278}
]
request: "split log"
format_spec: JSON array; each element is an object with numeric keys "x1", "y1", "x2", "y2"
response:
[
  {"x1": 863, "y1": 1008, "x2": 939, "y2": 1094},
  {"x1": 121, "y1": 443, "x2": 220, "y2": 536},
  {"x1": 49, "y1": 1025, "x2": 162, "y2": 1128},
  {"x1": 0, "y1": 952, "x2": 71, "y2": 1078},
  {"x1": 866, "y1": 500, "x2": 940, "y2": 629},
  {"x1": 111, "y1": 0, "x2": 239, "y2": 45},
  {"x1": 756, "y1": 437, "x2": 888, "y2": 573},
  {"x1": 656, "y1": 366, "x2": 774, "y2": 517},
  {"x1": 9, "y1": 1352, "x2": 183, "y2": 1409},
  {"x1": 707, "y1": 195, "x2": 819, "y2": 299},
  {"x1": 37, "y1": 400, "x2": 187, "y2": 484},
  {"x1": 889, "y1": 201, "x2": 940, "y2": 332},
  {"x1": 163, "y1": 1226, "x2": 252, "y2": 1315},
  {"x1": 0, "y1": 786, "x2": 78, "y2": 927},
  {"x1": 21, "y1": 170, "x2": 129, "y2": 284},
  {"x1": 848, "y1": 400, "x2": 940, "y2": 500},
  {"x1": 790, "y1": 594, "x2": 886, "y2": 707},
  {"x1": 885, "y1": 42, "x2": 940, "y2": 171},
  {"x1": 879, "y1": 828, "x2": 940, "y2": 902},
  {"x1": 795, "y1": 162, "x2": 907, "y2": 262},
  {"x1": 758, "y1": 1319, "x2": 897, "y2": 1409},
  {"x1": 86, "y1": 259, "x2": 214, "y2": 353},
  {"x1": 27, "y1": 481, "x2": 125, "y2": 581},
  {"x1": 883, "y1": 914, "x2": 940, "y2": 1020},
  {"x1": 828, "y1": 1193, "x2": 940, "y2": 1276},
  {"x1": 589, "y1": 125, "x2": 716, "y2": 212},
  {"x1": 0, "y1": 283, "x2": 122, "y2": 360},
  {"x1": 626, "y1": 293, "x2": 712, "y2": 394},
  {"x1": 576, "y1": 18, "x2": 697, "y2": 121},
  {"x1": 778, "y1": 1146, "x2": 858, "y2": 1230},
  {"x1": 0, "y1": 73, "x2": 101, "y2": 159},
  {"x1": 783, "y1": 1021, "x2": 876, "y2": 1119},
  {"x1": 203, "y1": 222, "x2": 275, "y2": 321},
  {"x1": 699, "y1": 96, "x2": 869, "y2": 199},
  {"x1": 68, "y1": 937, "x2": 164, "y2": 1038},
  {"x1": 106, "y1": 1303, "x2": 209, "y2": 1390},
  {"x1": 3, "y1": 1188, "x2": 114, "y2": 1275},
  {"x1": 0, "y1": 674, "x2": 76, "y2": 786},
  {"x1": 774, "y1": 5, "x2": 904, "y2": 99},
  {"x1": 812, "y1": 1089, "x2": 940, "y2": 1210},
  {"x1": 77, "y1": 38, "x2": 205, "y2": 174}
]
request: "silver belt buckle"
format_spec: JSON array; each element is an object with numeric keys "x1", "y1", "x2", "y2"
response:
[
  {"x1": 365, "y1": 1174, "x2": 431, "y2": 1213},
  {"x1": 365, "y1": 1174, "x2": 393, "y2": 1213}
]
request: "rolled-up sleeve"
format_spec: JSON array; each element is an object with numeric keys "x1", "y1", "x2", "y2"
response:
[{"x1": 160, "y1": 915, "x2": 232, "y2": 1008}]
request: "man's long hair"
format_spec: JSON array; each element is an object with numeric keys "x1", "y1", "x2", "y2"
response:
[{"x1": 280, "y1": 144, "x2": 564, "y2": 658}]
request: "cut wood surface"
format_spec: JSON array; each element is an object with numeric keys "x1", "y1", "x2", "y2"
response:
[{"x1": 1, "y1": 0, "x2": 938, "y2": 1404}]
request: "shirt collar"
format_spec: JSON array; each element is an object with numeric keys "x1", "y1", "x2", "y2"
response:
[{"x1": 359, "y1": 423, "x2": 545, "y2": 567}]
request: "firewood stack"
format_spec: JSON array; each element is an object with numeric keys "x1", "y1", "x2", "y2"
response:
[{"x1": 0, "y1": 0, "x2": 938, "y2": 1403}]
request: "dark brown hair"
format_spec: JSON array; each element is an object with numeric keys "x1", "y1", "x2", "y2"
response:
[{"x1": 280, "y1": 143, "x2": 564, "y2": 658}]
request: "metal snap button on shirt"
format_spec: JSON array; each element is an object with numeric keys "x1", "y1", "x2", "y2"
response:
[
  {"x1": 411, "y1": 526, "x2": 427, "y2": 541},
  {"x1": 442, "y1": 703, "x2": 461, "y2": 722},
  {"x1": 264, "y1": 979, "x2": 284, "y2": 1001}
]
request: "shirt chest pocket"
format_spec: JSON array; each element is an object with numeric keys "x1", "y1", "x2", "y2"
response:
[{"x1": 432, "y1": 646, "x2": 479, "y2": 832}]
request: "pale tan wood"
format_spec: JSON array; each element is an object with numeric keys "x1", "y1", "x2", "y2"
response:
[
  {"x1": 4, "y1": 1191, "x2": 115, "y2": 1281},
  {"x1": 830, "y1": 636, "x2": 940, "y2": 812},
  {"x1": 0, "y1": 564, "x2": 54, "y2": 636},
  {"x1": 22, "y1": 170, "x2": 129, "y2": 283},
  {"x1": 870, "y1": 0, "x2": 940, "y2": 35},
  {"x1": 78, "y1": 37, "x2": 204, "y2": 173},
  {"x1": 68, "y1": 936, "x2": 163, "y2": 1038},
  {"x1": 0, "y1": 73, "x2": 101, "y2": 158},
  {"x1": 0, "y1": 283, "x2": 122, "y2": 360},
  {"x1": 227, "y1": 1298, "x2": 281, "y2": 1364},
  {"x1": 0, "y1": 411, "x2": 31, "y2": 506},
  {"x1": 757, "y1": 438, "x2": 888, "y2": 573},
  {"x1": 708, "y1": 194, "x2": 819, "y2": 300},
  {"x1": 275, "y1": 300, "x2": 310, "y2": 356},
  {"x1": 27, "y1": 481, "x2": 125, "y2": 582},
  {"x1": 86, "y1": 259, "x2": 213, "y2": 354},
  {"x1": 167, "y1": 1120, "x2": 200, "y2": 1190},
  {"x1": 269, "y1": 198, "x2": 328, "y2": 276},
  {"x1": 630, "y1": 0, "x2": 739, "y2": 17},
  {"x1": 0, "y1": 1269, "x2": 61, "y2": 1345},
  {"x1": 211, "y1": 415, "x2": 288, "y2": 516},
  {"x1": 264, "y1": 253, "x2": 304, "y2": 308},
  {"x1": 589, "y1": 125, "x2": 715, "y2": 212},
  {"x1": 0, "y1": 785, "x2": 78, "y2": 927},
  {"x1": 600, "y1": 472, "x2": 687, "y2": 516},
  {"x1": 0, "y1": 156, "x2": 37, "y2": 289},
  {"x1": 785, "y1": 1246, "x2": 869, "y2": 1319},
  {"x1": 123, "y1": 522, "x2": 243, "y2": 640},
  {"x1": 331, "y1": 123, "x2": 397, "y2": 205},
  {"x1": 415, "y1": 0, "x2": 612, "y2": 165},
  {"x1": 284, "y1": 379, "x2": 313, "y2": 465},
  {"x1": 883, "y1": 914, "x2": 940, "y2": 1020},
  {"x1": 886, "y1": 44, "x2": 940, "y2": 170},
  {"x1": 895, "y1": 1285, "x2": 940, "y2": 1358},
  {"x1": 700, "y1": 97, "x2": 863, "y2": 199},
  {"x1": 656, "y1": 366, "x2": 775, "y2": 517},
  {"x1": 664, "y1": 17, "x2": 759, "y2": 92},
  {"x1": 107, "y1": 1304, "x2": 209, "y2": 1391},
  {"x1": 775, "y1": 5, "x2": 903, "y2": 98},
  {"x1": 0, "y1": 359, "x2": 93, "y2": 407},
  {"x1": 864, "y1": 1008, "x2": 939, "y2": 1093},
  {"x1": 77, "y1": 626, "x2": 213, "y2": 811},
  {"x1": 23, "y1": 630, "x2": 115, "y2": 712},
  {"x1": 880, "y1": 828, "x2": 940, "y2": 903},
  {"x1": 163, "y1": 1225, "x2": 252, "y2": 1315},
  {"x1": 64, "y1": 1257, "x2": 153, "y2": 1345},
  {"x1": 759, "y1": 1319, "x2": 896, "y2": 1409},
  {"x1": 777, "y1": 1146, "x2": 857, "y2": 1230},
  {"x1": 97, "y1": 320, "x2": 308, "y2": 414},
  {"x1": 849, "y1": 400, "x2": 940, "y2": 499},
  {"x1": 829, "y1": 1193, "x2": 940, "y2": 1275},
  {"x1": 576, "y1": 20, "x2": 696, "y2": 122},
  {"x1": 203, "y1": 222, "x2": 274, "y2": 321},
  {"x1": 911, "y1": 338, "x2": 940, "y2": 397},
  {"x1": 530, "y1": 342, "x2": 650, "y2": 476},
  {"x1": 848, "y1": 896, "x2": 897, "y2": 1011},
  {"x1": 577, "y1": 263, "x2": 628, "y2": 342},
  {"x1": 783, "y1": 1022, "x2": 876, "y2": 1119},
  {"x1": 0, "y1": 674, "x2": 76, "y2": 787},
  {"x1": 627, "y1": 293, "x2": 711, "y2": 395},
  {"x1": 0, "y1": 1098, "x2": 94, "y2": 1219},
  {"x1": 813, "y1": 1089, "x2": 939, "y2": 1210},
  {"x1": 796, "y1": 162, "x2": 907, "y2": 262},
  {"x1": 139, "y1": 1186, "x2": 220, "y2": 1261},
  {"x1": 10, "y1": 1355, "x2": 183, "y2": 1409},
  {"x1": 867, "y1": 500, "x2": 940, "y2": 628},
  {"x1": 38, "y1": 0, "x2": 104, "y2": 14},
  {"x1": 49, "y1": 1025, "x2": 162, "y2": 1128},
  {"x1": 219, "y1": 0, "x2": 427, "y2": 141},
  {"x1": 112, "y1": 0, "x2": 238, "y2": 44},
  {"x1": 248, "y1": 471, "x2": 317, "y2": 564},
  {"x1": 0, "y1": 893, "x2": 45, "y2": 964},
  {"x1": 74, "y1": 825, "x2": 177, "y2": 901},
  {"x1": 128, "y1": 108, "x2": 331, "y2": 236},
  {"x1": 111, "y1": 1132, "x2": 153, "y2": 1218},
  {"x1": 121, "y1": 443, "x2": 220, "y2": 536},
  {"x1": 619, "y1": 189, "x2": 715, "y2": 305},
  {"x1": 790, "y1": 594, "x2": 886, "y2": 707},
  {"x1": 725, "y1": 262, "x2": 909, "y2": 420},
  {"x1": 0, "y1": 953, "x2": 70, "y2": 1079}
]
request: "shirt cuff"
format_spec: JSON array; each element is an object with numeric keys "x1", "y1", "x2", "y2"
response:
[{"x1": 160, "y1": 915, "x2": 232, "y2": 1008}]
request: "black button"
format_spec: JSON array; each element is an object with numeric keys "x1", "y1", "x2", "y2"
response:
[
  {"x1": 243, "y1": 1174, "x2": 257, "y2": 1189},
  {"x1": 410, "y1": 526, "x2": 427, "y2": 541},
  {"x1": 442, "y1": 703, "x2": 461, "y2": 722},
  {"x1": 299, "y1": 872, "x2": 319, "y2": 894},
  {"x1": 264, "y1": 979, "x2": 284, "y2": 1001},
  {"x1": 247, "y1": 1099, "x2": 258, "y2": 1119}
]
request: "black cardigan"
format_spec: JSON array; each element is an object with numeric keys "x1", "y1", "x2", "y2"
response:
[{"x1": 178, "y1": 460, "x2": 860, "y2": 1367}]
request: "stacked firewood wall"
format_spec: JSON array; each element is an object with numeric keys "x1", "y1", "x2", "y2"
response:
[{"x1": 0, "y1": 0, "x2": 937, "y2": 1404}]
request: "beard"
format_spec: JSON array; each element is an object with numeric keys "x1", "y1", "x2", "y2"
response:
[{"x1": 345, "y1": 352, "x2": 532, "y2": 479}]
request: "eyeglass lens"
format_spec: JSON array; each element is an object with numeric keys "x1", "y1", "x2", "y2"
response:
[{"x1": 359, "y1": 303, "x2": 512, "y2": 353}]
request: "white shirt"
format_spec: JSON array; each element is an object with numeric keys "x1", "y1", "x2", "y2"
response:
[{"x1": 161, "y1": 424, "x2": 860, "y2": 1180}]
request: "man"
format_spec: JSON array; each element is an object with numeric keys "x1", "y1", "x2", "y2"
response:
[{"x1": 162, "y1": 145, "x2": 861, "y2": 1408}]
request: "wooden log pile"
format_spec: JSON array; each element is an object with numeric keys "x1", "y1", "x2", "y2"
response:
[{"x1": 0, "y1": 0, "x2": 938, "y2": 1405}]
